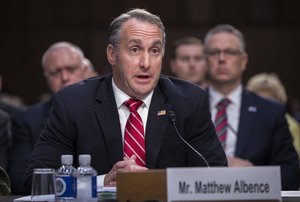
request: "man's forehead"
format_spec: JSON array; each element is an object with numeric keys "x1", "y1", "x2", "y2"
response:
[
  {"x1": 209, "y1": 32, "x2": 241, "y2": 47},
  {"x1": 121, "y1": 19, "x2": 163, "y2": 41},
  {"x1": 48, "y1": 47, "x2": 76, "y2": 56},
  {"x1": 45, "y1": 54, "x2": 80, "y2": 70},
  {"x1": 178, "y1": 44, "x2": 203, "y2": 51}
]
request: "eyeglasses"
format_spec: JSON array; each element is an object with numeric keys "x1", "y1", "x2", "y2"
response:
[
  {"x1": 206, "y1": 49, "x2": 243, "y2": 59},
  {"x1": 45, "y1": 65, "x2": 80, "y2": 78}
]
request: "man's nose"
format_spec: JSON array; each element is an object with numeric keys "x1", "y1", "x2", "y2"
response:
[
  {"x1": 218, "y1": 52, "x2": 226, "y2": 61},
  {"x1": 60, "y1": 69, "x2": 70, "y2": 82},
  {"x1": 140, "y1": 52, "x2": 151, "y2": 69},
  {"x1": 189, "y1": 58, "x2": 197, "y2": 68}
]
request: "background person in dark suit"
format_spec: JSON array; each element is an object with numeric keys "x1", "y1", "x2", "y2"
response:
[
  {"x1": 0, "y1": 75, "x2": 22, "y2": 117},
  {"x1": 204, "y1": 24, "x2": 300, "y2": 190},
  {"x1": 0, "y1": 109, "x2": 11, "y2": 171},
  {"x1": 0, "y1": 77, "x2": 13, "y2": 171},
  {"x1": 8, "y1": 41, "x2": 95, "y2": 194},
  {"x1": 246, "y1": 72, "x2": 300, "y2": 158},
  {"x1": 22, "y1": 8, "x2": 227, "y2": 194}
]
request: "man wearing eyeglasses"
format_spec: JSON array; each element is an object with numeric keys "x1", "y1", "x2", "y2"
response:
[
  {"x1": 8, "y1": 42, "x2": 96, "y2": 194},
  {"x1": 204, "y1": 24, "x2": 300, "y2": 190}
]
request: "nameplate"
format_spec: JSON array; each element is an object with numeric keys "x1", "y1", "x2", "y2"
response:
[{"x1": 167, "y1": 166, "x2": 281, "y2": 202}]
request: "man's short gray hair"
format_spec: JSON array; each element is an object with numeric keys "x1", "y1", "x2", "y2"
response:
[
  {"x1": 204, "y1": 24, "x2": 246, "y2": 53},
  {"x1": 41, "y1": 41, "x2": 85, "y2": 69},
  {"x1": 108, "y1": 8, "x2": 166, "y2": 54}
]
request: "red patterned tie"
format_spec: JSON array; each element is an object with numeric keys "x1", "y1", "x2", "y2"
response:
[
  {"x1": 214, "y1": 98, "x2": 230, "y2": 148},
  {"x1": 124, "y1": 98, "x2": 146, "y2": 166}
]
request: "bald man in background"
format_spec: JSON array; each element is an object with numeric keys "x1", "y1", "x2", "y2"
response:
[{"x1": 8, "y1": 41, "x2": 96, "y2": 194}]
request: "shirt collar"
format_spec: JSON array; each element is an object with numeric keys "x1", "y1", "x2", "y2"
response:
[
  {"x1": 209, "y1": 84, "x2": 242, "y2": 109},
  {"x1": 112, "y1": 79, "x2": 153, "y2": 109}
]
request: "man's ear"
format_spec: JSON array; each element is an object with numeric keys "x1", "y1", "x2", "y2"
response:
[
  {"x1": 106, "y1": 44, "x2": 116, "y2": 66},
  {"x1": 241, "y1": 53, "x2": 248, "y2": 72}
]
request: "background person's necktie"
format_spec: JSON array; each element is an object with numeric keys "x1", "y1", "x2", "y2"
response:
[
  {"x1": 214, "y1": 98, "x2": 230, "y2": 148},
  {"x1": 124, "y1": 98, "x2": 145, "y2": 166}
]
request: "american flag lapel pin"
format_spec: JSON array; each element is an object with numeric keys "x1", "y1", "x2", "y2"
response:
[
  {"x1": 157, "y1": 110, "x2": 166, "y2": 116},
  {"x1": 248, "y1": 106, "x2": 257, "y2": 112}
]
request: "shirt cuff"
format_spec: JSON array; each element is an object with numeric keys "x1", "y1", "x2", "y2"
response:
[{"x1": 97, "y1": 174, "x2": 106, "y2": 188}]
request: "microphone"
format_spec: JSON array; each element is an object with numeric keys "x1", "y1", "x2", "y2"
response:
[{"x1": 167, "y1": 110, "x2": 210, "y2": 167}]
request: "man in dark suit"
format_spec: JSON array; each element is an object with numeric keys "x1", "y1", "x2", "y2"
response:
[
  {"x1": 22, "y1": 9, "x2": 227, "y2": 194},
  {"x1": 8, "y1": 42, "x2": 95, "y2": 194},
  {"x1": 0, "y1": 109, "x2": 11, "y2": 171},
  {"x1": 204, "y1": 24, "x2": 300, "y2": 190},
  {"x1": 0, "y1": 77, "x2": 13, "y2": 171}
]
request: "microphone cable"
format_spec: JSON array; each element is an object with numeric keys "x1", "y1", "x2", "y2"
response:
[{"x1": 167, "y1": 110, "x2": 210, "y2": 167}]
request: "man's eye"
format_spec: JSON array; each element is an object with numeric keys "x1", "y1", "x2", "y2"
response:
[
  {"x1": 130, "y1": 47, "x2": 140, "y2": 53},
  {"x1": 195, "y1": 56, "x2": 204, "y2": 61},
  {"x1": 179, "y1": 57, "x2": 189, "y2": 62},
  {"x1": 209, "y1": 50, "x2": 219, "y2": 56},
  {"x1": 49, "y1": 71, "x2": 60, "y2": 76},
  {"x1": 225, "y1": 49, "x2": 240, "y2": 56},
  {"x1": 66, "y1": 66, "x2": 79, "y2": 73},
  {"x1": 150, "y1": 48, "x2": 160, "y2": 55}
]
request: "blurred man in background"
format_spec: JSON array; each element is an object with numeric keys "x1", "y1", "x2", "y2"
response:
[
  {"x1": 0, "y1": 75, "x2": 12, "y2": 171},
  {"x1": 0, "y1": 76, "x2": 23, "y2": 115},
  {"x1": 170, "y1": 36, "x2": 208, "y2": 88},
  {"x1": 204, "y1": 24, "x2": 300, "y2": 190},
  {"x1": 8, "y1": 41, "x2": 96, "y2": 194}
]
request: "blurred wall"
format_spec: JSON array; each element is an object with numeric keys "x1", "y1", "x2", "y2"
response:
[{"x1": 0, "y1": 0, "x2": 299, "y2": 104}]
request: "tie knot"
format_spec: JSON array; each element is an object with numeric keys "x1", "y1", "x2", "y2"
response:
[
  {"x1": 216, "y1": 98, "x2": 230, "y2": 110},
  {"x1": 125, "y1": 98, "x2": 143, "y2": 112}
]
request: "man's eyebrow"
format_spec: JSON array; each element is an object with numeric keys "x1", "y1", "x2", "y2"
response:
[
  {"x1": 127, "y1": 39, "x2": 162, "y2": 46},
  {"x1": 128, "y1": 39, "x2": 142, "y2": 45},
  {"x1": 152, "y1": 40, "x2": 163, "y2": 46}
]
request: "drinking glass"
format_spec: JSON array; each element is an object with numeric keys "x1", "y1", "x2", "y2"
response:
[{"x1": 31, "y1": 168, "x2": 56, "y2": 202}]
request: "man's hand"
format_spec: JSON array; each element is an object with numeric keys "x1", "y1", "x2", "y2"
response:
[
  {"x1": 104, "y1": 155, "x2": 148, "y2": 186},
  {"x1": 227, "y1": 157, "x2": 254, "y2": 167}
]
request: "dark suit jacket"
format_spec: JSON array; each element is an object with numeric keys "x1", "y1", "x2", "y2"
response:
[
  {"x1": 23, "y1": 74, "x2": 227, "y2": 194},
  {"x1": 8, "y1": 100, "x2": 51, "y2": 194},
  {"x1": 0, "y1": 109, "x2": 11, "y2": 170},
  {"x1": 211, "y1": 88, "x2": 300, "y2": 190},
  {"x1": 0, "y1": 97, "x2": 22, "y2": 116}
]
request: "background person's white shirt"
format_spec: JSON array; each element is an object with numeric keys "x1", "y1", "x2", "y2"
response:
[{"x1": 209, "y1": 84, "x2": 242, "y2": 157}]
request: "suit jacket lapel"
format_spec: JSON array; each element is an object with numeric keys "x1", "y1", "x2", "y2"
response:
[
  {"x1": 235, "y1": 90, "x2": 258, "y2": 156},
  {"x1": 93, "y1": 76, "x2": 172, "y2": 168},
  {"x1": 94, "y1": 76, "x2": 123, "y2": 167},
  {"x1": 145, "y1": 86, "x2": 171, "y2": 168}
]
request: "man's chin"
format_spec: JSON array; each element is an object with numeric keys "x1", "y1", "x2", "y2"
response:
[{"x1": 132, "y1": 88, "x2": 153, "y2": 99}]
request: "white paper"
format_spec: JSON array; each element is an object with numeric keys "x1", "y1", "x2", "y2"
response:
[
  {"x1": 281, "y1": 191, "x2": 300, "y2": 197},
  {"x1": 13, "y1": 195, "x2": 31, "y2": 201},
  {"x1": 14, "y1": 195, "x2": 55, "y2": 201}
]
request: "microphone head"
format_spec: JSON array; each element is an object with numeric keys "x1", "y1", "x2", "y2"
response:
[{"x1": 167, "y1": 110, "x2": 176, "y2": 123}]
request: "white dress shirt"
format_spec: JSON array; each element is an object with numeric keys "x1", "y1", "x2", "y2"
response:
[
  {"x1": 112, "y1": 80, "x2": 153, "y2": 142},
  {"x1": 97, "y1": 79, "x2": 154, "y2": 188},
  {"x1": 209, "y1": 85, "x2": 242, "y2": 157}
]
